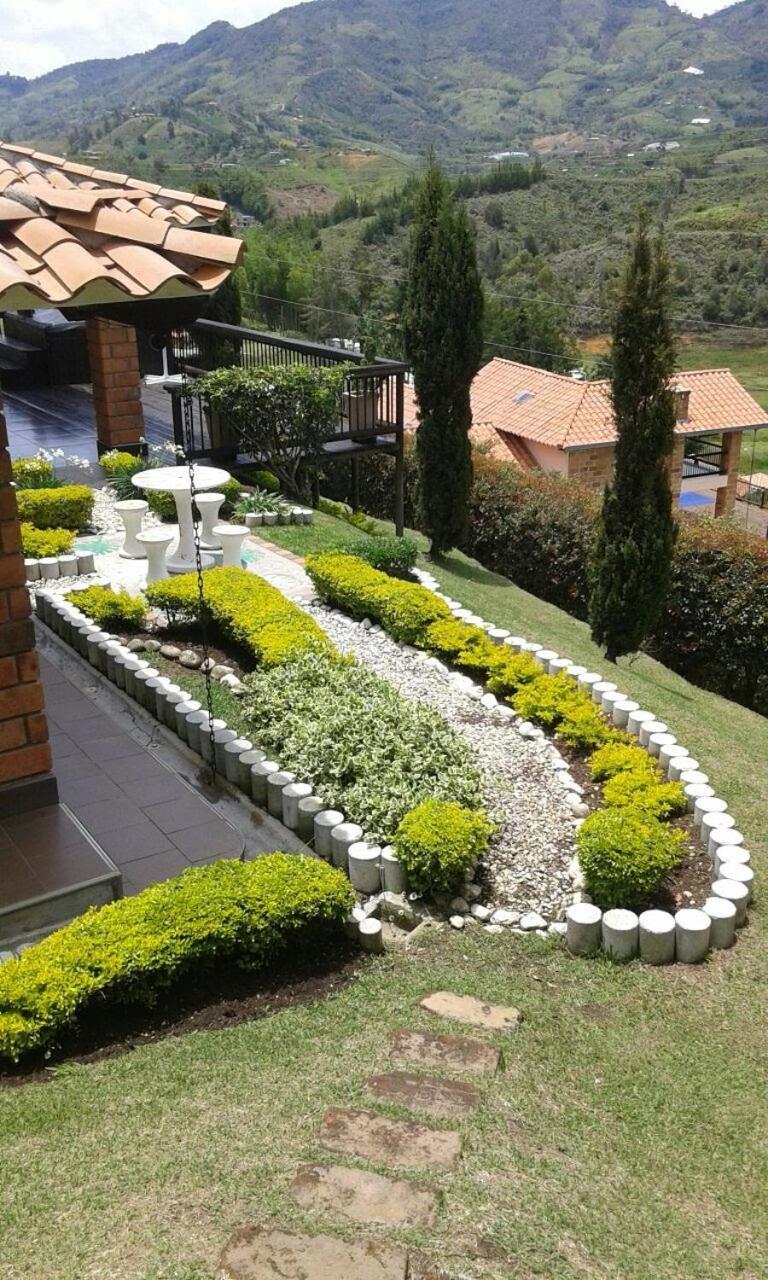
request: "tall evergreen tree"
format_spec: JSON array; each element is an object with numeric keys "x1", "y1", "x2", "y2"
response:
[
  {"x1": 403, "y1": 155, "x2": 484, "y2": 558},
  {"x1": 590, "y1": 214, "x2": 678, "y2": 663}
]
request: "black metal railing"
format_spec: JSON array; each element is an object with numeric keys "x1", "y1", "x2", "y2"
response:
[
  {"x1": 736, "y1": 476, "x2": 768, "y2": 510},
  {"x1": 168, "y1": 320, "x2": 408, "y2": 461},
  {"x1": 682, "y1": 435, "x2": 726, "y2": 479}
]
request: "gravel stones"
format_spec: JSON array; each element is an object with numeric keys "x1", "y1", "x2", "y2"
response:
[{"x1": 304, "y1": 600, "x2": 576, "y2": 919}]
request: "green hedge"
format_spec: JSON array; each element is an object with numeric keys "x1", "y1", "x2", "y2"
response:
[
  {"x1": 12, "y1": 455, "x2": 58, "y2": 490},
  {"x1": 0, "y1": 854, "x2": 354, "y2": 1064},
  {"x1": 147, "y1": 566, "x2": 335, "y2": 668},
  {"x1": 21, "y1": 523, "x2": 74, "y2": 558},
  {"x1": 329, "y1": 443, "x2": 768, "y2": 714},
  {"x1": 306, "y1": 552, "x2": 450, "y2": 644},
  {"x1": 243, "y1": 653, "x2": 482, "y2": 841},
  {"x1": 66, "y1": 585, "x2": 146, "y2": 630},
  {"x1": 16, "y1": 485, "x2": 94, "y2": 532},
  {"x1": 393, "y1": 800, "x2": 493, "y2": 893}
]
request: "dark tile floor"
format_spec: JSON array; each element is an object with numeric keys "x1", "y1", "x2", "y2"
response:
[
  {"x1": 3, "y1": 383, "x2": 173, "y2": 463},
  {"x1": 42, "y1": 653, "x2": 243, "y2": 896},
  {"x1": 0, "y1": 804, "x2": 112, "y2": 910}
]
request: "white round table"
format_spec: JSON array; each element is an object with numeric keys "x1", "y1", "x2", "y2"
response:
[{"x1": 132, "y1": 465, "x2": 232, "y2": 575}]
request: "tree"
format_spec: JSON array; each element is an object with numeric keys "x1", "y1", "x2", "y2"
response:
[
  {"x1": 484, "y1": 294, "x2": 576, "y2": 372},
  {"x1": 589, "y1": 214, "x2": 678, "y2": 664},
  {"x1": 403, "y1": 155, "x2": 484, "y2": 557}
]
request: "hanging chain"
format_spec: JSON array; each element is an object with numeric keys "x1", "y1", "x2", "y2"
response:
[{"x1": 179, "y1": 343, "x2": 218, "y2": 783}]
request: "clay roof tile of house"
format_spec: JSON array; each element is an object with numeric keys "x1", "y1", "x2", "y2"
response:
[
  {"x1": 0, "y1": 142, "x2": 241, "y2": 311},
  {"x1": 470, "y1": 359, "x2": 768, "y2": 450}
]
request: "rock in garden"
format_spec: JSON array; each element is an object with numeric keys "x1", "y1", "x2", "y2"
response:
[
  {"x1": 379, "y1": 892, "x2": 420, "y2": 930},
  {"x1": 360, "y1": 617, "x2": 372, "y2": 630},
  {"x1": 200, "y1": 657, "x2": 216, "y2": 674},
  {"x1": 490, "y1": 908, "x2": 519, "y2": 926},
  {"x1": 518, "y1": 721, "x2": 536, "y2": 738},
  {"x1": 520, "y1": 911, "x2": 546, "y2": 930},
  {"x1": 467, "y1": 685, "x2": 484, "y2": 701},
  {"x1": 143, "y1": 638, "x2": 161, "y2": 652},
  {"x1": 179, "y1": 650, "x2": 201, "y2": 668},
  {"x1": 160, "y1": 644, "x2": 181, "y2": 659},
  {"x1": 464, "y1": 882, "x2": 482, "y2": 901},
  {"x1": 496, "y1": 705, "x2": 515, "y2": 722},
  {"x1": 470, "y1": 904, "x2": 491, "y2": 922},
  {"x1": 548, "y1": 922, "x2": 567, "y2": 937},
  {"x1": 127, "y1": 638, "x2": 145, "y2": 652},
  {"x1": 567, "y1": 797, "x2": 590, "y2": 818},
  {"x1": 449, "y1": 896, "x2": 469, "y2": 915},
  {"x1": 211, "y1": 664, "x2": 234, "y2": 679},
  {"x1": 484, "y1": 924, "x2": 504, "y2": 935},
  {"x1": 449, "y1": 915, "x2": 465, "y2": 930},
  {"x1": 481, "y1": 693, "x2": 498, "y2": 710}
]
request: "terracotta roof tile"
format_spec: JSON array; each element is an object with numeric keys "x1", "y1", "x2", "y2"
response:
[
  {"x1": 0, "y1": 142, "x2": 242, "y2": 310},
  {"x1": 403, "y1": 359, "x2": 768, "y2": 464}
]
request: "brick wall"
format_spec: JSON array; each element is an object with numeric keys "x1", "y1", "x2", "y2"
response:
[
  {"x1": 715, "y1": 430, "x2": 741, "y2": 518},
  {"x1": 86, "y1": 317, "x2": 145, "y2": 455},
  {"x1": 668, "y1": 439, "x2": 685, "y2": 500},
  {"x1": 566, "y1": 445, "x2": 615, "y2": 490},
  {"x1": 0, "y1": 390, "x2": 53, "y2": 792}
]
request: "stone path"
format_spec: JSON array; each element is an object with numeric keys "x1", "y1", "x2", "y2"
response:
[{"x1": 219, "y1": 991, "x2": 523, "y2": 1280}]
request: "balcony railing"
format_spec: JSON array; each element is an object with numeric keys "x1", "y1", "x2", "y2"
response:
[{"x1": 168, "y1": 319, "x2": 408, "y2": 462}]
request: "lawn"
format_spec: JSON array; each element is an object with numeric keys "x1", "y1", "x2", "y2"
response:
[{"x1": 2, "y1": 517, "x2": 766, "y2": 1279}]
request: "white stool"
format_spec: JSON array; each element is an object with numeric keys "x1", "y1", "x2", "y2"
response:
[
  {"x1": 213, "y1": 524, "x2": 249, "y2": 568},
  {"x1": 115, "y1": 499, "x2": 148, "y2": 559},
  {"x1": 136, "y1": 528, "x2": 175, "y2": 584},
  {"x1": 196, "y1": 493, "x2": 226, "y2": 549}
]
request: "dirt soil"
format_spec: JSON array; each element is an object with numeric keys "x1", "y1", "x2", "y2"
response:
[
  {"x1": 1, "y1": 941, "x2": 365, "y2": 1087},
  {"x1": 268, "y1": 184, "x2": 339, "y2": 219}
]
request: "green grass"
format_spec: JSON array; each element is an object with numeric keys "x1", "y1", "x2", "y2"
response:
[
  {"x1": 677, "y1": 339, "x2": 768, "y2": 473},
  {"x1": 253, "y1": 511, "x2": 373, "y2": 556},
  {"x1": 2, "y1": 517, "x2": 766, "y2": 1278}
]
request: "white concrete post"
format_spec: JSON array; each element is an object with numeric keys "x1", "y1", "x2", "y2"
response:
[
  {"x1": 249, "y1": 759, "x2": 281, "y2": 805},
  {"x1": 612, "y1": 699, "x2": 639, "y2": 729},
  {"x1": 381, "y1": 845, "x2": 408, "y2": 894},
  {"x1": 348, "y1": 842, "x2": 382, "y2": 894},
  {"x1": 638, "y1": 719, "x2": 667, "y2": 749},
  {"x1": 638, "y1": 910, "x2": 676, "y2": 965},
  {"x1": 660, "y1": 742, "x2": 687, "y2": 772},
  {"x1": 297, "y1": 796, "x2": 325, "y2": 842},
  {"x1": 703, "y1": 897, "x2": 737, "y2": 950},
  {"x1": 330, "y1": 822, "x2": 364, "y2": 873},
  {"x1": 314, "y1": 810, "x2": 345, "y2": 859},
  {"x1": 223, "y1": 738, "x2": 252, "y2": 785},
  {"x1": 213, "y1": 728, "x2": 239, "y2": 773},
  {"x1": 566, "y1": 903, "x2": 603, "y2": 955},
  {"x1": 675, "y1": 908, "x2": 711, "y2": 963},
  {"x1": 601, "y1": 908, "x2": 639, "y2": 961},
  {"x1": 709, "y1": 826, "x2": 744, "y2": 860},
  {"x1": 693, "y1": 796, "x2": 729, "y2": 831},
  {"x1": 718, "y1": 861, "x2": 754, "y2": 902},
  {"x1": 711, "y1": 878, "x2": 749, "y2": 926},
  {"x1": 648, "y1": 732, "x2": 676, "y2": 759},
  {"x1": 359, "y1": 918, "x2": 384, "y2": 954},
  {"x1": 236, "y1": 748, "x2": 264, "y2": 792},
  {"x1": 669, "y1": 755, "x2": 700, "y2": 781},
  {"x1": 627, "y1": 709, "x2": 655, "y2": 737},
  {"x1": 282, "y1": 782, "x2": 313, "y2": 830}
]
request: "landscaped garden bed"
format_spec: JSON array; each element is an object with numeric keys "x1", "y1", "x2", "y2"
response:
[{"x1": 35, "y1": 542, "x2": 753, "y2": 966}]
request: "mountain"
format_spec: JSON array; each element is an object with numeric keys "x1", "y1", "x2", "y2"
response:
[{"x1": 0, "y1": 0, "x2": 766, "y2": 163}]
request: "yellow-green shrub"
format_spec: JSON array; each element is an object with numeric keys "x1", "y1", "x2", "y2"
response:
[
  {"x1": 557, "y1": 700, "x2": 615, "y2": 751},
  {"x1": 21, "y1": 523, "x2": 74, "y2": 558},
  {"x1": 16, "y1": 485, "x2": 94, "y2": 531},
  {"x1": 577, "y1": 809, "x2": 684, "y2": 910},
  {"x1": 100, "y1": 450, "x2": 138, "y2": 477},
  {"x1": 589, "y1": 741, "x2": 657, "y2": 782},
  {"x1": 513, "y1": 673, "x2": 580, "y2": 729},
  {"x1": 147, "y1": 566, "x2": 335, "y2": 668},
  {"x1": 602, "y1": 771, "x2": 687, "y2": 819},
  {"x1": 12, "y1": 455, "x2": 57, "y2": 489},
  {"x1": 306, "y1": 552, "x2": 450, "y2": 644},
  {"x1": 66, "y1": 586, "x2": 146, "y2": 630},
  {"x1": 485, "y1": 650, "x2": 541, "y2": 698},
  {"x1": 393, "y1": 799, "x2": 493, "y2": 893},
  {"x1": 0, "y1": 854, "x2": 354, "y2": 1063}
]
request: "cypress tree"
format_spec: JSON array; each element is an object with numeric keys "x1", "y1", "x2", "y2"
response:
[
  {"x1": 403, "y1": 155, "x2": 484, "y2": 558},
  {"x1": 590, "y1": 214, "x2": 678, "y2": 663}
]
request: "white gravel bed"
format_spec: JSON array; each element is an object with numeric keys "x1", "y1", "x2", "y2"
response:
[{"x1": 304, "y1": 603, "x2": 578, "y2": 920}]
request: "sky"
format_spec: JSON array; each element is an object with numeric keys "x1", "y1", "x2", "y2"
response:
[{"x1": 0, "y1": 0, "x2": 742, "y2": 79}]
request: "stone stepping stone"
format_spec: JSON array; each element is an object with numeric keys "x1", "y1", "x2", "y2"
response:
[
  {"x1": 421, "y1": 991, "x2": 522, "y2": 1032},
  {"x1": 391, "y1": 1027, "x2": 500, "y2": 1077},
  {"x1": 220, "y1": 1225, "x2": 407, "y2": 1279},
  {"x1": 319, "y1": 1107, "x2": 462, "y2": 1170},
  {"x1": 290, "y1": 1162, "x2": 439, "y2": 1228},
  {"x1": 367, "y1": 1071, "x2": 482, "y2": 1118}
]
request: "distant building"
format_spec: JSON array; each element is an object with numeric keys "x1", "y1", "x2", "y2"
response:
[{"x1": 403, "y1": 359, "x2": 768, "y2": 517}]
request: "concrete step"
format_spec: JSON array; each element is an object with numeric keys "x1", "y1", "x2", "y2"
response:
[
  {"x1": 366, "y1": 1070, "x2": 482, "y2": 1118},
  {"x1": 220, "y1": 1226, "x2": 407, "y2": 1280},
  {"x1": 319, "y1": 1106, "x2": 462, "y2": 1171},
  {"x1": 290, "y1": 1162, "x2": 439, "y2": 1228}
]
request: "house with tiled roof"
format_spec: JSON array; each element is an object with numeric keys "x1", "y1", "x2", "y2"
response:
[{"x1": 403, "y1": 357, "x2": 768, "y2": 517}]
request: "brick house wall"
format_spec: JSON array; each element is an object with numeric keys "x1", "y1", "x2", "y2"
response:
[
  {"x1": 566, "y1": 440, "x2": 686, "y2": 502},
  {"x1": 714, "y1": 431, "x2": 741, "y2": 518},
  {"x1": 86, "y1": 318, "x2": 145, "y2": 456},
  {"x1": 0, "y1": 388, "x2": 55, "y2": 811}
]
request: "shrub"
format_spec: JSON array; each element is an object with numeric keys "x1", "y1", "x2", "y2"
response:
[
  {"x1": 513, "y1": 673, "x2": 582, "y2": 729},
  {"x1": 393, "y1": 799, "x2": 493, "y2": 893},
  {"x1": 100, "y1": 450, "x2": 139, "y2": 477},
  {"x1": 66, "y1": 585, "x2": 146, "y2": 630},
  {"x1": 602, "y1": 771, "x2": 686, "y2": 819},
  {"x1": 306, "y1": 553, "x2": 450, "y2": 644},
  {"x1": 355, "y1": 535, "x2": 418, "y2": 576},
  {"x1": 589, "y1": 741, "x2": 657, "y2": 781},
  {"x1": 243, "y1": 653, "x2": 482, "y2": 840},
  {"x1": 557, "y1": 700, "x2": 615, "y2": 751},
  {"x1": 16, "y1": 485, "x2": 94, "y2": 531},
  {"x1": 12, "y1": 455, "x2": 58, "y2": 489},
  {"x1": 577, "y1": 808, "x2": 684, "y2": 910},
  {"x1": 147, "y1": 567, "x2": 335, "y2": 668},
  {"x1": 0, "y1": 854, "x2": 354, "y2": 1063},
  {"x1": 234, "y1": 489, "x2": 287, "y2": 517},
  {"x1": 238, "y1": 468, "x2": 280, "y2": 492},
  {"x1": 21, "y1": 523, "x2": 74, "y2": 558},
  {"x1": 485, "y1": 650, "x2": 542, "y2": 698},
  {"x1": 319, "y1": 496, "x2": 380, "y2": 536}
]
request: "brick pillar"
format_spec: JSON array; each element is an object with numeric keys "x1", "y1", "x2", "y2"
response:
[
  {"x1": 86, "y1": 317, "x2": 145, "y2": 456},
  {"x1": 0, "y1": 388, "x2": 57, "y2": 814},
  {"x1": 667, "y1": 439, "x2": 685, "y2": 504},
  {"x1": 715, "y1": 432, "x2": 741, "y2": 518}
]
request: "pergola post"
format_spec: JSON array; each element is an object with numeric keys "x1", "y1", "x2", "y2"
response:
[
  {"x1": 0, "y1": 386, "x2": 56, "y2": 814},
  {"x1": 86, "y1": 317, "x2": 145, "y2": 457},
  {"x1": 714, "y1": 431, "x2": 741, "y2": 518}
]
